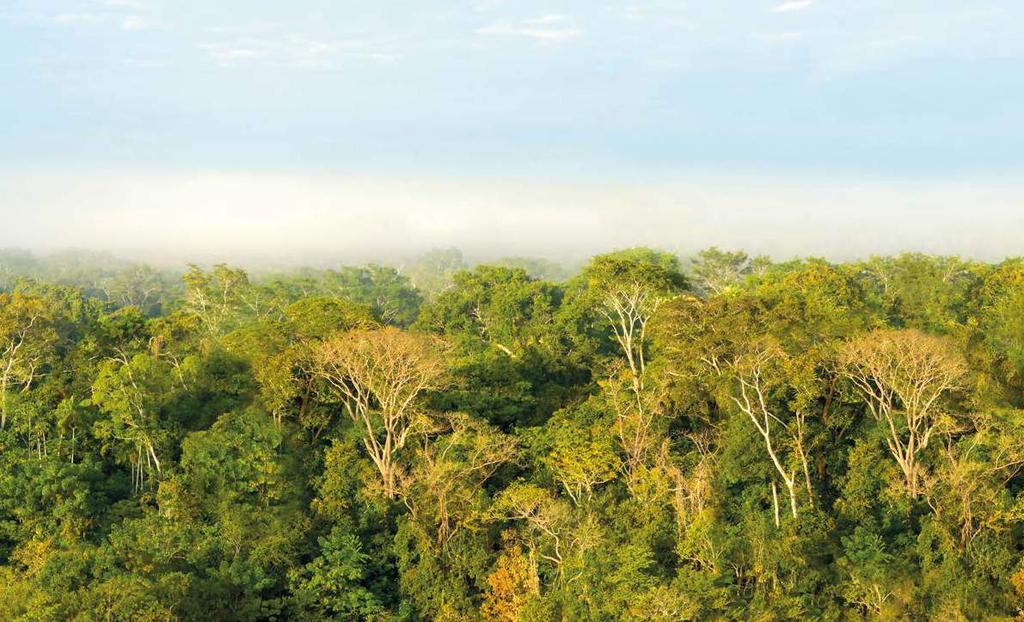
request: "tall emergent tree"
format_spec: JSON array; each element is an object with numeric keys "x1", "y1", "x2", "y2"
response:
[
  {"x1": 314, "y1": 327, "x2": 447, "y2": 498},
  {"x1": 839, "y1": 328, "x2": 967, "y2": 497}
]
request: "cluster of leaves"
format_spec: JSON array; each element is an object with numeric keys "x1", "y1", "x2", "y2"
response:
[{"x1": 2, "y1": 248, "x2": 1024, "y2": 621}]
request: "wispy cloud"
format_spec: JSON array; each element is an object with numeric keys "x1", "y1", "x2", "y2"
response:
[
  {"x1": 754, "y1": 31, "x2": 803, "y2": 43},
  {"x1": 198, "y1": 41, "x2": 269, "y2": 66},
  {"x1": 476, "y1": 25, "x2": 581, "y2": 41},
  {"x1": 476, "y1": 14, "x2": 581, "y2": 42},
  {"x1": 120, "y1": 57, "x2": 166, "y2": 68},
  {"x1": 120, "y1": 15, "x2": 152, "y2": 31},
  {"x1": 52, "y1": 13, "x2": 103, "y2": 25},
  {"x1": 198, "y1": 36, "x2": 399, "y2": 69},
  {"x1": 48, "y1": 6, "x2": 155, "y2": 30},
  {"x1": 771, "y1": 0, "x2": 815, "y2": 13},
  {"x1": 619, "y1": 4, "x2": 696, "y2": 30},
  {"x1": 525, "y1": 14, "x2": 569, "y2": 25}
]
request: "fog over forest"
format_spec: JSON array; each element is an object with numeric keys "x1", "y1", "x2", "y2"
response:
[{"x1": 3, "y1": 170, "x2": 1023, "y2": 267}]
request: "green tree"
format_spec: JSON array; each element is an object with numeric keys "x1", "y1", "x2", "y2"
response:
[{"x1": 0, "y1": 293, "x2": 58, "y2": 430}]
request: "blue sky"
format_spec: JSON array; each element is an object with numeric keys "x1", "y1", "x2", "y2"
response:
[
  {"x1": 4, "y1": 0, "x2": 1024, "y2": 176},
  {"x1": 2, "y1": 1, "x2": 1024, "y2": 261}
]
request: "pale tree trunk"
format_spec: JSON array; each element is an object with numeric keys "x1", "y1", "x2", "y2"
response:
[
  {"x1": 0, "y1": 376, "x2": 7, "y2": 430},
  {"x1": 603, "y1": 282, "x2": 663, "y2": 479},
  {"x1": 794, "y1": 411, "x2": 814, "y2": 508},
  {"x1": 732, "y1": 367, "x2": 799, "y2": 521},
  {"x1": 771, "y1": 481, "x2": 781, "y2": 528}
]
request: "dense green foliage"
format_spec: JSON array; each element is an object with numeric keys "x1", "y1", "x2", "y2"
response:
[{"x1": 2, "y1": 248, "x2": 1024, "y2": 620}]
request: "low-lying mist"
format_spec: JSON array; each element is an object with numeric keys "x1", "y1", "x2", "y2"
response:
[{"x1": 3, "y1": 169, "x2": 1023, "y2": 268}]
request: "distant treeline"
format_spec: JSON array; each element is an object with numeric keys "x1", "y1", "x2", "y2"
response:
[
  {"x1": 2, "y1": 247, "x2": 1024, "y2": 620},
  {"x1": 0, "y1": 248, "x2": 577, "y2": 313}
]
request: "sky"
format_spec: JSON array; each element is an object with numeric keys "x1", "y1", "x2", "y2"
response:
[{"x1": 2, "y1": 1, "x2": 1023, "y2": 264}]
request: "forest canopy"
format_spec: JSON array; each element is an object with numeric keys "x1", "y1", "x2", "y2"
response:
[{"x1": 2, "y1": 247, "x2": 1024, "y2": 621}]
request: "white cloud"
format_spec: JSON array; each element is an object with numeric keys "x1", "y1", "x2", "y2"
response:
[
  {"x1": 120, "y1": 15, "x2": 151, "y2": 31},
  {"x1": 476, "y1": 15, "x2": 581, "y2": 42},
  {"x1": 472, "y1": 0, "x2": 503, "y2": 12},
  {"x1": 622, "y1": 6, "x2": 645, "y2": 21},
  {"x1": 216, "y1": 48, "x2": 265, "y2": 61},
  {"x1": 52, "y1": 13, "x2": 103, "y2": 24},
  {"x1": 754, "y1": 31, "x2": 802, "y2": 43},
  {"x1": 771, "y1": 0, "x2": 815, "y2": 13},
  {"x1": 356, "y1": 52, "x2": 401, "y2": 62},
  {"x1": 198, "y1": 36, "x2": 397, "y2": 69},
  {"x1": 475, "y1": 25, "x2": 581, "y2": 41},
  {"x1": 198, "y1": 41, "x2": 269, "y2": 66},
  {"x1": 525, "y1": 13, "x2": 569, "y2": 25},
  {"x1": 619, "y1": 4, "x2": 696, "y2": 30},
  {"x1": 28, "y1": 5, "x2": 154, "y2": 30},
  {"x1": 120, "y1": 57, "x2": 166, "y2": 68}
]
